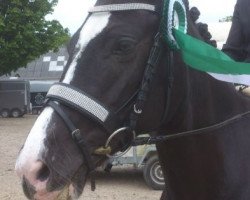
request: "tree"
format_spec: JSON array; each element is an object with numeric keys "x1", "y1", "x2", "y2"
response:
[
  {"x1": 219, "y1": 16, "x2": 233, "y2": 22},
  {"x1": 0, "y1": 0, "x2": 70, "y2": 75}
]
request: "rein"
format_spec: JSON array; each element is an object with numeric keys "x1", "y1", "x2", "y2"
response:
[{"x1": 131, "y1": 110, "x2": 250, "y2": 146}]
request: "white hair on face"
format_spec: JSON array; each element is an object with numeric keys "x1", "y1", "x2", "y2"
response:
[
  {"x1": 16, "y1": 11, "x2": 112, "y2": 174},
  {"x1": 63, "y1": 12, "x2": 111, "y2": 84},
  {"x1": 15, "y1": 107, "x2": 53, "y2": 171}
]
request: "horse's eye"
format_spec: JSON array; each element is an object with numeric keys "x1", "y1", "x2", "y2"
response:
[{"x1": 113, "y1": 38, "x2": 136, "y2": 55}]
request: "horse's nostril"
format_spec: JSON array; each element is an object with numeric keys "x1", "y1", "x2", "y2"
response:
[{"x1": 37, "y1": 164, "x2": 50, "y2": 182}]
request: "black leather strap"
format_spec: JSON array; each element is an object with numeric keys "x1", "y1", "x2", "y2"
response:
[
  {"x1": 47, "y1": 101, "x2": 95, "y2": 187},
  {"x1": 48, "y1": 101, "x2": 77, "y2": 133}
]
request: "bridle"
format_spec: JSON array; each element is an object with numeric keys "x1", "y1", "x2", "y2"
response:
[
  {"x1": 43, "y1": 1, "x2": 250, "y2": 193},
  {"x1": 45, "y1": 2, "x2": 170, "y2": 191}
]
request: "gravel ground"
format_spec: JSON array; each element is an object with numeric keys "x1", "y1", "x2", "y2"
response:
[{"x1": 0, "y1": 115, "x2": 161, "y2": 200}]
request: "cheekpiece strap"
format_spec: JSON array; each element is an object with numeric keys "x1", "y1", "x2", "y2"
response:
[{"x1": 89, "y1": 3, "x2": 156, "y2": 13}]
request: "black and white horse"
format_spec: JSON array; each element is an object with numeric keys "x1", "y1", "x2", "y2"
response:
[{"x1": 16, "y1": 0, "x2": 250, "y2": 199}]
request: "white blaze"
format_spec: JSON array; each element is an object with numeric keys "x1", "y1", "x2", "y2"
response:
[
  {"x1": 16, "y1": 12, "x2": 111, "y2": 172},
  {"x1": 15, "y1": 107, "x2": 53, "y2": 171},
  {"x1": 63, "y1": 12, "x2": 111, "y2": 84}
]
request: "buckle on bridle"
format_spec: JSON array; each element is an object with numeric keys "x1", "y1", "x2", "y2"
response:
[
  {"x1": 134, "y1": 104, "x2": 142, "y2": 114},
  {"x1": 72, "y1": 129, "x2": 81, "y2": 141},
  {"x1": 94, "y1": 127, "x2": 136, "y2": 158}
]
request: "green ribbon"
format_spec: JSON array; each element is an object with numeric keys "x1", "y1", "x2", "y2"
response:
[
  {"x1": 173, "y1": 28, "x2": 250, "y2": 75},
  {"x1": 161, "y1": 0, "x2": 187, "y2": 50}
]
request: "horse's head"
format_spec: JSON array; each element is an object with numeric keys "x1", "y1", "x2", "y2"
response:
[{"x1": 15, "y1": 0, "x2": 190, "y2": 199}]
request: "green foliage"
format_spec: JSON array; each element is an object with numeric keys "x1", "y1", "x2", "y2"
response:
[
  {"x1": 0, "y1": 0, "x2": 70, "y2": 75},
  {"x1": 219, "y1": 16, "x2": 233, "y2": 22}
]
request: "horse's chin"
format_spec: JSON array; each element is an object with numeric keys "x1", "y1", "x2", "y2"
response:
[
  {"x1": 22, "y1": 165, "x2": 88, "y2": 200},
  {"x1": 56, "y1": 166, "x2": 88, "y2": 200},
  {"x1": 33, "y1": 184, "x2": 84, "y2": 200},
  {"x1": 57, "y1": 184, "x2": 82, "y2": 200},
  {"x1": 32, "y1": 185, "x2": 78, "y2": 200},
  {"x1": 22, "y1": 180, "x2": 85, "y2": 200}
]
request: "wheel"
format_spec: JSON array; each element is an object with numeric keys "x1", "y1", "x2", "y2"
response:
[
  {"x1": 35, "y1": 93, "x2": 45, "y2": 105},
  {"x1": 143, "y1": 155, "x2": 165, "y2": 190},
  {"x1": 11, "y1": 109, "x2": 21, "y2": 118},
  {"x1": 1, "y1": 109, "x2": 10, "y2": 118}
]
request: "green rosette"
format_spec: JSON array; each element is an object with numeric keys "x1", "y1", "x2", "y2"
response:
[{"x1": 160, "y1": 0, "x2": 187, "y2": 50}]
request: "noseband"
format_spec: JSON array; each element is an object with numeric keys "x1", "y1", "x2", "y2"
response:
[{"x1": 45, "y1": 2, "x2": 173, "y2": 191}]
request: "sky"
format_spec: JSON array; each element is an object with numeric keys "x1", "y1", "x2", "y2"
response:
[{"x1": 47, "y1": 0, "x2": 237, "y2": 34}]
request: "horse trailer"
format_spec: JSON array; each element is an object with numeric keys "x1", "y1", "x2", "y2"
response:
[
  {"x1": 30, "y1": 80, "x2": 55, "y2": 114},
  {"x1": 0, "y1": 80, "x2": 30, "y2": 118},
  {"x1": 103, "y1": 137, "x2": 165, "y2": 190}
]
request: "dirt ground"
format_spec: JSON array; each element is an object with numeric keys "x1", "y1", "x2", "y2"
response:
[{"x1": 0, "y1": 115, "x2": 161, "y2": 200}]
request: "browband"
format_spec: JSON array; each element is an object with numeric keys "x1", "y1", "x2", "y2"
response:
[{"x1": 89, "y1": 3, "x2": 156, "y2": 13}]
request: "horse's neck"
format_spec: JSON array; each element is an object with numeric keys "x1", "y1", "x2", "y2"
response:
[
  {"x1": 157, "y1": 16, "x2": 250, "y2": 200},
  {"x1": 158, "y1": 58, "x2": 250, "y2": 200},
  {"x1": 166, "y1": 64, "x2": 250, "y2": 132}
]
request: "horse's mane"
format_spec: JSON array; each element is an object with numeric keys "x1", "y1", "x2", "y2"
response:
[{"x1": 189, "y1": 6, "x2": 217, "y2": 47}]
